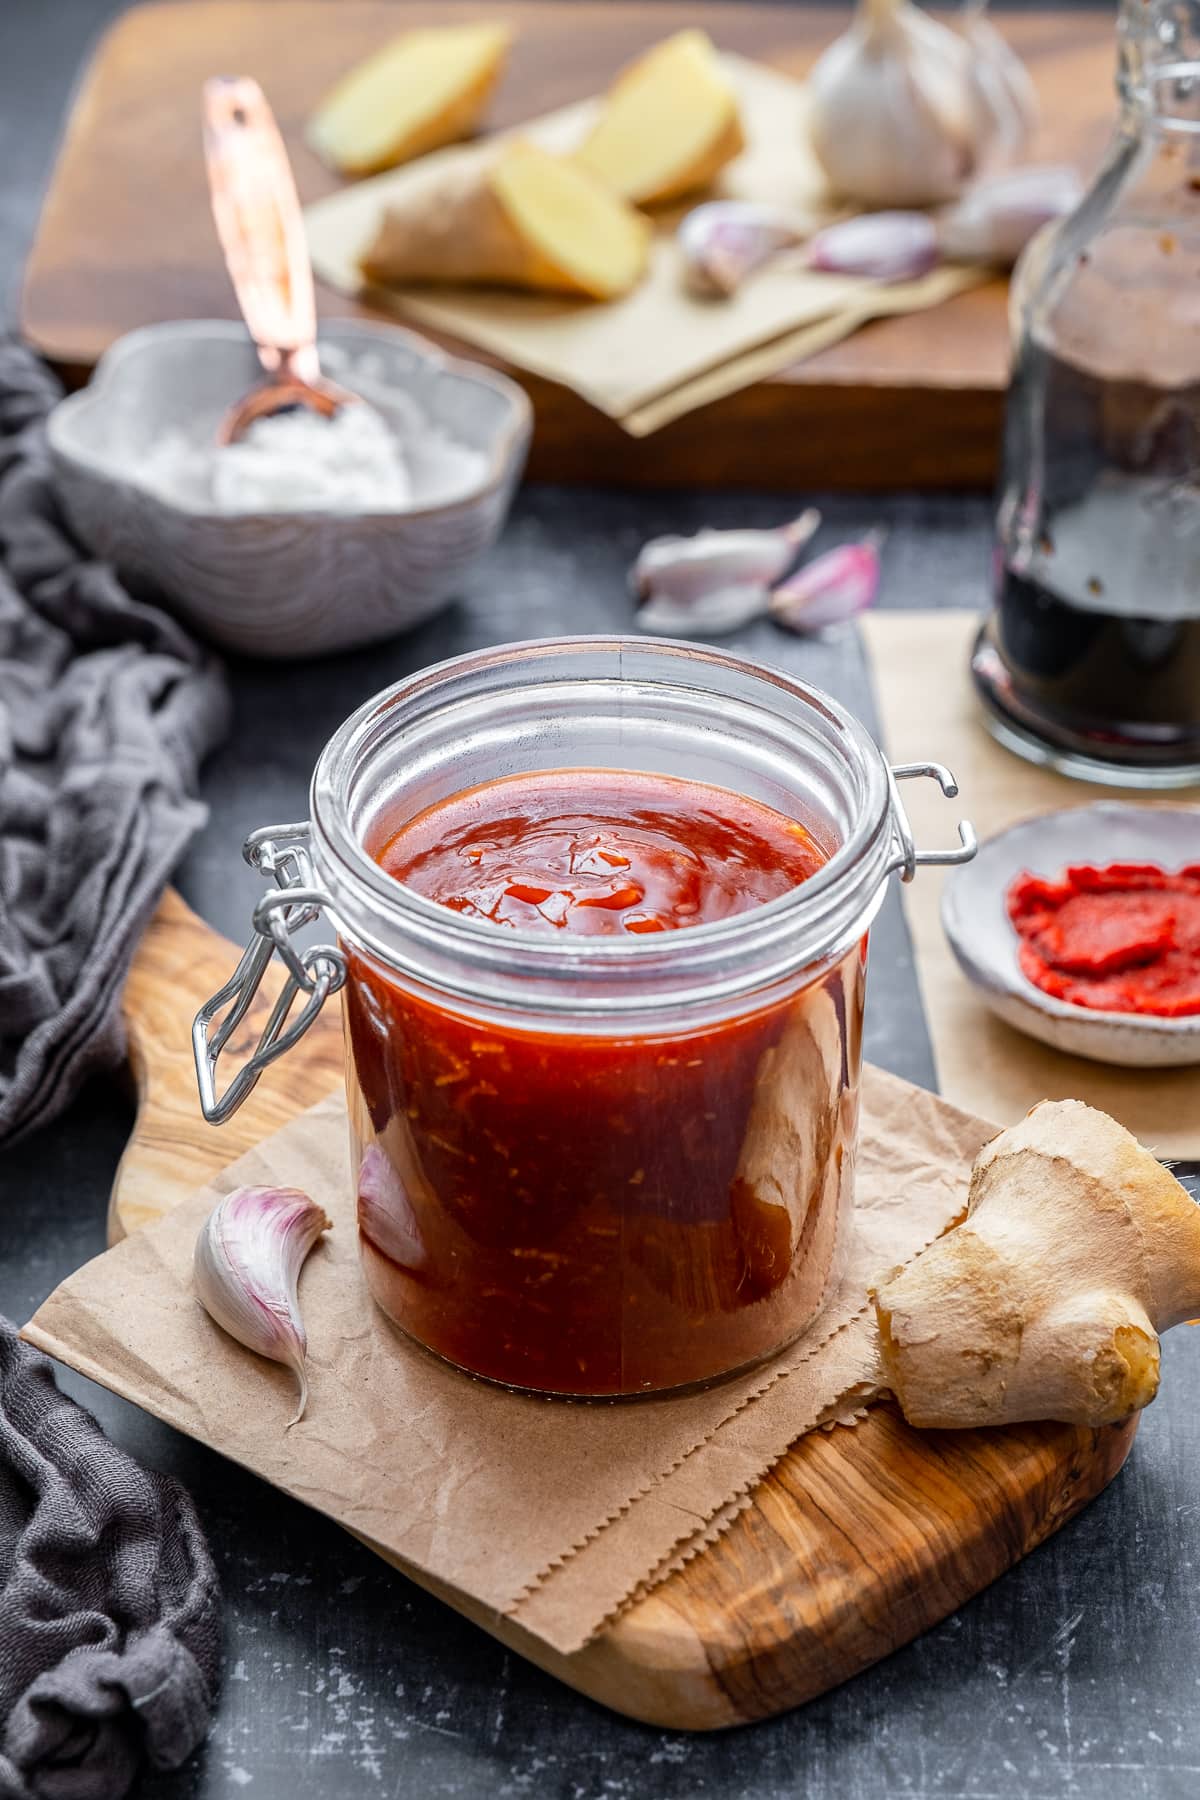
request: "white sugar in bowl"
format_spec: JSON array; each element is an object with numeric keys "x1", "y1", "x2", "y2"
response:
[{"x1": 47, "y1": 319, "x2": 531, "y2": 660}]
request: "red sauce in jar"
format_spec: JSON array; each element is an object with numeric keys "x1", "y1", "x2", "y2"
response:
[
  {"x1": 346, "y1": 769, "x2": 860, "y2": 1395},
  {"x1": 376, "y1": 769, "x2": 826, "y2": 935},
  {"x1": 1007, "y1": 861, "x2": 1200, "y2": 1017}
]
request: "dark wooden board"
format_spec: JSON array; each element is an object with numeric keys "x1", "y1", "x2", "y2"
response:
[
  {"x1": 107, "y1": 885, "x2": 1137, "y2": 1730},
  {"x1": 22, "y1": 1, "x2": 1116, "y2": 488}
]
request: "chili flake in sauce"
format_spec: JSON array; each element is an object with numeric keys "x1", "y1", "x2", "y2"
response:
[{"x1": 1007, "y1": 860, "x2": 1200, "y2": 1017}]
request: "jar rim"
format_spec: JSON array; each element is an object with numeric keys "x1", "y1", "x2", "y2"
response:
[{"x1": 308, "y1": 636, "x2": 898, "y2": 1012}]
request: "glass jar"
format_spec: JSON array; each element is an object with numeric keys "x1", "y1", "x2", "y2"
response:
[
  {"x1": 194, "y1": 638, "x2": 973, "y2": 1397},
  {"x1": 976, "y1": 0, "x2": 1200, "y2": 784}
]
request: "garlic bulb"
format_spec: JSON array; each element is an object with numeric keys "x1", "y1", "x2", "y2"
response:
[
  {"x1": 961, "y1": 0, "x2": 1038, "y2": 163},
  {"x1": 679, "y1": 202, "x2": 807, "y2": 296},
  {"x1": 807, "y1": 0, "x2": 978, "y2": 208},
  {"x1": 194, "y1": 1185, "x2": 331, "y2": 1427}
]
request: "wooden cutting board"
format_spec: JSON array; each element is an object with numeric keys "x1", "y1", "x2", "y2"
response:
[
  {"x1": 23, "y1": 0, "x2": 1116, "y2": 489},
  {"x1": 106, "y1": 886, "x2": 1137, "y2": 1729}
]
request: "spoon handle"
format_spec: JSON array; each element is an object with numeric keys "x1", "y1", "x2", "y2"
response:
[{"x1": 203, "y1": 76, "x2": 321, "y2": 387}]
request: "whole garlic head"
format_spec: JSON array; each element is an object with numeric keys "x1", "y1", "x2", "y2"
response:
[
  {"x1": 961, "y1": 0, "x2": 1038, "y2": 163},
  {"x1": 806, "y1": 0, "x2": 1029, "y2": 210}
]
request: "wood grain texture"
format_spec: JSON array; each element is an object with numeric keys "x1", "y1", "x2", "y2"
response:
[
  {"x1": 113, "y1": 885, "x2": 1138, "y2": 1728},
  {"x1": 22, "y1": 1, "x2": 1117, "y2": 488}
]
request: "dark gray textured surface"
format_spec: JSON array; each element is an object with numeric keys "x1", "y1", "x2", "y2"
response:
[{"x1": 6, "y1": 5, "x2": 1200, "y2": 1799}]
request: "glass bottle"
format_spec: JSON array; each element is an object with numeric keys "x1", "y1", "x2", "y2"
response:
[{"x1": 975, "y1": 0, "x2": 1200, "y2": 784}]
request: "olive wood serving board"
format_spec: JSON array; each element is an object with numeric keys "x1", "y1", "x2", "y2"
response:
[
  {"x1": 101, "y1": 886, "x2": 1138, "y2": 1729},
  {"x1": 23, "y1": 1, "x2": 1116, "y2": 489}
]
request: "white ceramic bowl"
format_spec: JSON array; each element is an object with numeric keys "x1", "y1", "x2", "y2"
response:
[
  {"x1": 47, "y1": 320, "x2": 531, "y2": 659},
  {"x1": 941, "y1": 801, "x2": 1200, "y2": 1068}
]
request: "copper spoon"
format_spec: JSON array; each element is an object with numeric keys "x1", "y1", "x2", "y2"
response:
[{"x1": 203, "y1": 75, "x2": 358, "y2": 444}]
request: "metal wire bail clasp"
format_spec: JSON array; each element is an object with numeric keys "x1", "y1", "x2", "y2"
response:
[
  {"x1": 886, "y1": 762, "x2": 978, "y2": 883},
  {"x1": 192, "y1": 822, "x2": 347, "y2": 1124}
]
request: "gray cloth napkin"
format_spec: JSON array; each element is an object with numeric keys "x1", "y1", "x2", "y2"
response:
[
  {"x1": 0, "y1": 341, "x2": 230, "y2": 1143},
  {"x1": 0, "y1": 1320, "x2": 220, "y2": 1799}
]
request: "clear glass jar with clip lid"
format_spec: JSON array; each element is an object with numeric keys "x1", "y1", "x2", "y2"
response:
[{"x1": 193, "y1": 637, "x2": 974, "y2": 1398}]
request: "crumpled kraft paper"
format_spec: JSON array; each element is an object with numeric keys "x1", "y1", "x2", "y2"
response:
[
  {"x1": 23, "y1": 1067, "x2": 991, "y2": 1657},
  {"x1": 304, "y1": 56, "x2": 984, "y2": 438},
  {"x1": 508, "y1": 1068, "x2": 989, "y2": 1646},
  {"x1": 863, "y1": 610, "x2": 1200, "y2": 1159}
]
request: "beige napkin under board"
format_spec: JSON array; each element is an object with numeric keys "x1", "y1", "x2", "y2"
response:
[
  {"x1": 25, "y1": 1067, "x2": 991, "y2": 1656},
  {"x1": 863, "y1": 609, "x2": 1200, "y2": 1157},
  {"x1": 305, "y1": 55, "x2": 985, "y2": 438}
]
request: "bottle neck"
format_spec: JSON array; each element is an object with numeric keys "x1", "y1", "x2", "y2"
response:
[{"x1": 1119, "y1": 0, "x2": 1200, "y2": 133}]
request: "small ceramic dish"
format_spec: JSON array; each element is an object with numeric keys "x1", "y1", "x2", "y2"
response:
[
  {"x1": 47, "y1": 319, "x2": 531, "y2": 659},
  {"x1": 941, "y1": 801, "x2": 1200, "y2": 1068}
]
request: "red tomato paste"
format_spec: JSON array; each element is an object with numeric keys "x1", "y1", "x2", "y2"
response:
[
  {"x1": 1007, "y1": 861, "x2": 1200, "y2": 1017},
  {"x1": 344, "y1": 769, "x2": 861, "y2": 1395}
]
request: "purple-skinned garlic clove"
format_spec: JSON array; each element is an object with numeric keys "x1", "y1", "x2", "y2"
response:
[
  {"x1": 678, "y1": 202, "x2": 808, "y2": 297},
  {"x1": 937, "y1": 163, "x2": 1082, "y2": 266},
  {"x1": 769, "y1": 535, "x2": 883, "y2": 633},
  {"x1": 357, "y1": 1140, "x2": 428, "y2": 1271},
  {"x1": 632, "y1": 509, "x2": 821, "y2": 609},
  {"x1": 194, "y1": 1185, "x2": 331, "y2": 1428},
  {"x1": 808, "y1": 211, "x2": 942, "y2": 282}
]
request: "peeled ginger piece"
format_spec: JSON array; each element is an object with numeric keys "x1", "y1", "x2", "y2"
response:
[
  {"x1": 360, "y1": 140, "x2": 651, "y2": 301},
  {"x1": 574, "y1": 29, "x2": 745, "y2": 206},
  {"x1": 308, "y1": 22, "x2": 512, "y2": 177}
]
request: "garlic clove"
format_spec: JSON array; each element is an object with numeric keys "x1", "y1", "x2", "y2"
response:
[
  {"x1": 632, "y1": 509, "x2": 821, "y2": 606},
  {"x1": 678, "y1": 201, "x2": 808, "y2": 297},
  {"x1": 937, "y1": 163, "x2": 1082, "y2": 266},
  {"x1": 637, "y1": 582, "x2": 769, "y2": 638},
  {"x1": 357, "y1": 1140, "x2": 428, "y2": 1270},
  {"x1": 806, "y1": 0, "x2": 979, "y2": 209},
  {"x1": 194, "y1": 1185, "x2": 331, "y2": 1427},
  {"x1": 808, "y1": 210, "x2": 941, "y2": 282},
  {"x1": 769, "y1": 535, "x2": 883, "y2": 633},
  {"x1": 960, "y1": 1, "x2": 1038, "y2": 164}
]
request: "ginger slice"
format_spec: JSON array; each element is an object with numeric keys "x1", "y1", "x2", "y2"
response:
[
  {"x1": 309, "y1": 22, "x2": 512, "y2": 178},
  {"x1": 360, "y1": 139, "x2": 651, "y2": 300},
  {"x1": 574, "y1": 29, "x2": 746, "y2": 206},
  {"x1": 874, "y1": 1099, "x2": 1200, "y2": 1429}
]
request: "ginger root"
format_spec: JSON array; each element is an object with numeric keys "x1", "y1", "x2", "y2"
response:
[
  {"x1": 308, "y1": 22, "x2": 512, "y2": 178},
  {"x1": 360, "y1": 139, "x2": 651, "y2": 300},
  {"x1": 874, "y1": 1099, "x2": 1200, "y2": 1429},
  {"x1": 574, "y1": 29, "x2": 745, "y2": 206}
]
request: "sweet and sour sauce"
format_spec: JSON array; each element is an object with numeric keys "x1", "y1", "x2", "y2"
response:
[{"x1": 346, "y1": 769, "x2": 860, "y2": 1395}]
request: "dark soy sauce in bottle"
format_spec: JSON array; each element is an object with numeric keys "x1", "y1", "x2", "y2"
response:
[
  {"x1": 974, "y1": 0, "x2": 1200, "y2": 785},
  {"x1": 978, "y1": 342, "x2": 1200, "y2": 772}
]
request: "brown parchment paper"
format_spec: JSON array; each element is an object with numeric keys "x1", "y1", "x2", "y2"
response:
[
  {"x1": 24, "y1": 1067, "x2": 990, "y2": 1656},
  {"x1": 508, "y1": 1066, "x2": 990, "y2": 1645},
  {"x1": 304, "y1": 56, "x2": 984, "y2": 437},
  {"x1": 863, "y1": 609, "x2": 1200, "y2": 1158}
]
